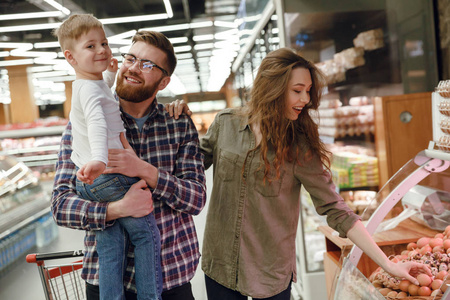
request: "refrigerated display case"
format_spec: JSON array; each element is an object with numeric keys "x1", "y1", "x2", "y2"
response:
[
  {"x1": 0, "y1": 125, "x2": 64, "y2": 176},
  {"x1": 327, "y1": 90, "x2": 450, "y2": 299},
  {"x1": 0, "y1": 154, "x2": 58, "y2": 276},
  {"x1": 329, "y1": 149, "x2": 450, "y2": 299}
]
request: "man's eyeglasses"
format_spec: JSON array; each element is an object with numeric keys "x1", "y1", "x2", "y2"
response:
[{"x1": 121, "y1": 53, "x2": 168, "y2": 76}]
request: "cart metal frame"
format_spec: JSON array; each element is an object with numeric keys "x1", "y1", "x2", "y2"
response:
[{"x1": 26, "y1": 250, "x2": 85, "y2": 300}]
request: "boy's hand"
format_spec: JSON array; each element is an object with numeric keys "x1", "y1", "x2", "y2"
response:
[
  {"x1": 165, "y1": 99, "x2": 192, "y2": 120},
  {"x1": 108, "y1": 56, "x2": 118, "y2": 73},
  {"x1": 77, "y1": 160, "x2": 106, "y2": 185}
]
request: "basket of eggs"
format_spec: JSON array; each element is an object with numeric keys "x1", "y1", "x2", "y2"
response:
[{"x1": 369, "y1": 225, "x2": 450, "y2": 299}]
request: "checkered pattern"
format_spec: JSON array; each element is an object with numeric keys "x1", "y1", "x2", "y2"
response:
[{"x1": 51, "y1": 100, "x2": 206, "y2": 292}]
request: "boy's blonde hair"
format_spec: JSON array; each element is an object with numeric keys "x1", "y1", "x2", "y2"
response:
[{"x1": 53, "y1": 14, "x2": 104, "y2": 51}]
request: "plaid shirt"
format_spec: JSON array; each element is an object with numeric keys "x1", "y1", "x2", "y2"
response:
[{"x1": 51, "y1": 100, "x2": 206, "y2": 292}]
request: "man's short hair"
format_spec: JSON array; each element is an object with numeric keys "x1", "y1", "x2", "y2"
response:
[
  {"x1": 132, "y1": 31, "x2": 177, "y2": 76},
  {"x1": 53, "y1": 14, "x2": 104, "y2": 51}
]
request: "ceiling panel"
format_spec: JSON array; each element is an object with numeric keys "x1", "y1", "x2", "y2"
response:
[{"x1": 0, "y1": 0, "x2": 241, "y2": 104}]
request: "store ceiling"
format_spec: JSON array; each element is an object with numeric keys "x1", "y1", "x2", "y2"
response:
[{"x1": 0, "y1": 0, "x2": 242, "y2": 104}]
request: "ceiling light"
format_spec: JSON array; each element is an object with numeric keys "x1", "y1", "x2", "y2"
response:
[
  {"x1": 197, "y1": 57, "x2": 211, "y2": 63},
  {"x1": 196, "y1": 51, "x2": 213, "y2": 57},
  {"x1": 0, "y1": 42, "x2": 33, "y2": 50},
  {"x1": 176, "y1": 53, "x2": 193, "y2": 60},
  {"x1": 174, "y1": 45, "x2": 192, "y2": 53},
  {"x1": 141, "y1": 24, "x2": 190, "y2": 32},
  {"x1": 33, "y1": 57, "x2": 66, "y2": 65},
  {"x1": 190, "y1": 21, "x2": 214, "y2": 29},
  {"x1": 43, "y1": 0, "x2": 71, "y2": 15},
  {"x1": 100, "y1": 14, "x2": 169, "y2": 25},
  {"x1": 163, "y1": 0, "x2": 174, "y2": 18},
  {"x1": 214, "y1": 21, "x2": 236, "y2": 28},
  {"x1": 169, "y1": 37, "x2": 189, "y2": 44},
  {"x1": 108, "y1": 30, "x2": 137, "y2": 40},
  {"x1": 108, "y1": 39, "x2": 133, "y2": 46},
  {"x1": 140, "y1": 21, "x2": 213, "y2": 33},
  {"x1": 215, "y1": 29, "x2": 239, "y2": 40},
  {"x1": 10, "y1": 50, "x2": 57, "y2": 58},
  {"x1": 28, "y1": 66, "x2": 54, "y2": 72},
  {"x1": 34, "y1": 41, "x2": 60, "y2": 49},
  {"x1": 194, "y1": 43, "x2": 214, "y2": 50},
  {"x1": 0, "y1": 11, "x2": 65, "y2": 21},
  {"x1": 0, "y1": 14, "x2": 170, "y2": 34},
  {"x1": 0, "y1": 51, "x2": 9, "y2": 57},
  {"x1": 193, "y1": 34, "x2": 214, "y2": 42},
  {"x1": 36, "y1": 75, "x2": 76, "y2": 82},
  {"x1": 0, "y1": 59, "x2": 34, "y2": 67},
  {"x1": 0, "y1": 23, "x2": 61, "y2": 33},
  {"x1": 176, "y1": 58, "x2": 195, "y2": 65},
  {"x1": 32, "y1": 70, "x2": 69, "y2": 78}
]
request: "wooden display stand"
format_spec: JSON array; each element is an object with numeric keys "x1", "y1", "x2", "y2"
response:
[
  {"x1": 319, "y1": 219, "x2": 439, "y2": 299},
  {"x1": 374, "y1": 92, "x2": 433, "y2": 189}
]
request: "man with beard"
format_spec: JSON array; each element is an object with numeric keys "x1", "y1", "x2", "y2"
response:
[{"x1": 51, "y1": 31, "x2": 207, "y2": 300}]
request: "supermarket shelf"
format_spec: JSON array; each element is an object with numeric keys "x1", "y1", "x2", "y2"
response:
[
  {"x1": 0, "y1": 126, "x2": 65, "y2": 139},
  {"x1": 0, "y1": 145, "x2": 60, "y2": 155},
  {"x1": 0, "y1": 197, "x2": 51, "y2": 240}
]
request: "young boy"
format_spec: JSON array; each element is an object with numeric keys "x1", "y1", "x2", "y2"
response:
[{"x1": 54, "y1": 14, "x2": 162, "y2": 300}]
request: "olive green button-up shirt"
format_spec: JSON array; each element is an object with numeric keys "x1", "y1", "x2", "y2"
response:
[{"x1": 200, "y1": 108, "x2": 360, "y2": 298}]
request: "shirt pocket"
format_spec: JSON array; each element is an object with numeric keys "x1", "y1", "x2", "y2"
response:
[
  {"x1": 255, "y1": 168, "x2": 285, "y2": 197},
  {"x1": 217, "y1": 150, "x2": 239, "y2": 181}
]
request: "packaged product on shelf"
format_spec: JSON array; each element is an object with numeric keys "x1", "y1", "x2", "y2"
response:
[
  {"x1": 333, "y1": 47, "x2": 365, "y2": 70},
  {"x1": 315, "y1": 101, "x2": 374, "y2": 138},
  {"x1": 320, "y1": 98, "x2": 342, "y2": 108},
  {"x1": 349, "y1": 96, "x2": 373, "y2": 106},
  {"x1": 432, "y1": 81, "x2": 450, "y2": 153},
  {"x1": 353, "y1": 28, "x2": 384, "y2": 51},
  {"x1": 315, "y1": 59, "x2": 346, "y2": 84},
  {"x1": 331, "y1": 151, "x2": 379, "y2": 189}
]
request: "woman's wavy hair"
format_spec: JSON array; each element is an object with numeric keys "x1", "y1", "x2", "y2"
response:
[{"x1": 242, "y1": 47, "x2": 331, "y2": 182}]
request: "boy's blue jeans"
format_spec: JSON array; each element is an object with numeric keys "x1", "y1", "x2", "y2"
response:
[{"x1": 76, "y1": 173, "x2": 162, "y2": 300}]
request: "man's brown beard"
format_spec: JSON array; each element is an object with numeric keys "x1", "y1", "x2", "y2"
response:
[{"x1": 116, "y1": 72, "x2": 162, "y2": 103}]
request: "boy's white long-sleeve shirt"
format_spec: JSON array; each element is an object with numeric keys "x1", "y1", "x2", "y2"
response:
[{"x1": 70, "y1": 72, "x2": 124, "y2": 168}]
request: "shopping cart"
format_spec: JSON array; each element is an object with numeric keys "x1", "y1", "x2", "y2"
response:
[{"x1": 26, "y1": 250, "x2": 85, "y2": 300}]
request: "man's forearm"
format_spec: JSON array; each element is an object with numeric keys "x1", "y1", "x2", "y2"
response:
[
  {"x1": 105, "y1": 201, "x2": 125, "y2": 222},
  {"x1": 137, "y1": 161, "x2": 159, "y2": 189}
]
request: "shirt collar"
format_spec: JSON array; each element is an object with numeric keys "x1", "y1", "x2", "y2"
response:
[
  {"x1": 239, "y1": 114, "x2": 250, "y2": 132},
  {"x1": 115, "y1": 91, "x2": 159, "y2": 121}
]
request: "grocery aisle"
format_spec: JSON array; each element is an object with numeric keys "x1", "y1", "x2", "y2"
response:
[{"x1": 0, "y1": 168, "x2": 212, "y2": 300}]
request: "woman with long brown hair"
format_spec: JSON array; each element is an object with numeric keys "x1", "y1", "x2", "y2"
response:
[{"x1": 168, "y1": 47, "x2": 430, "y2": 300}]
